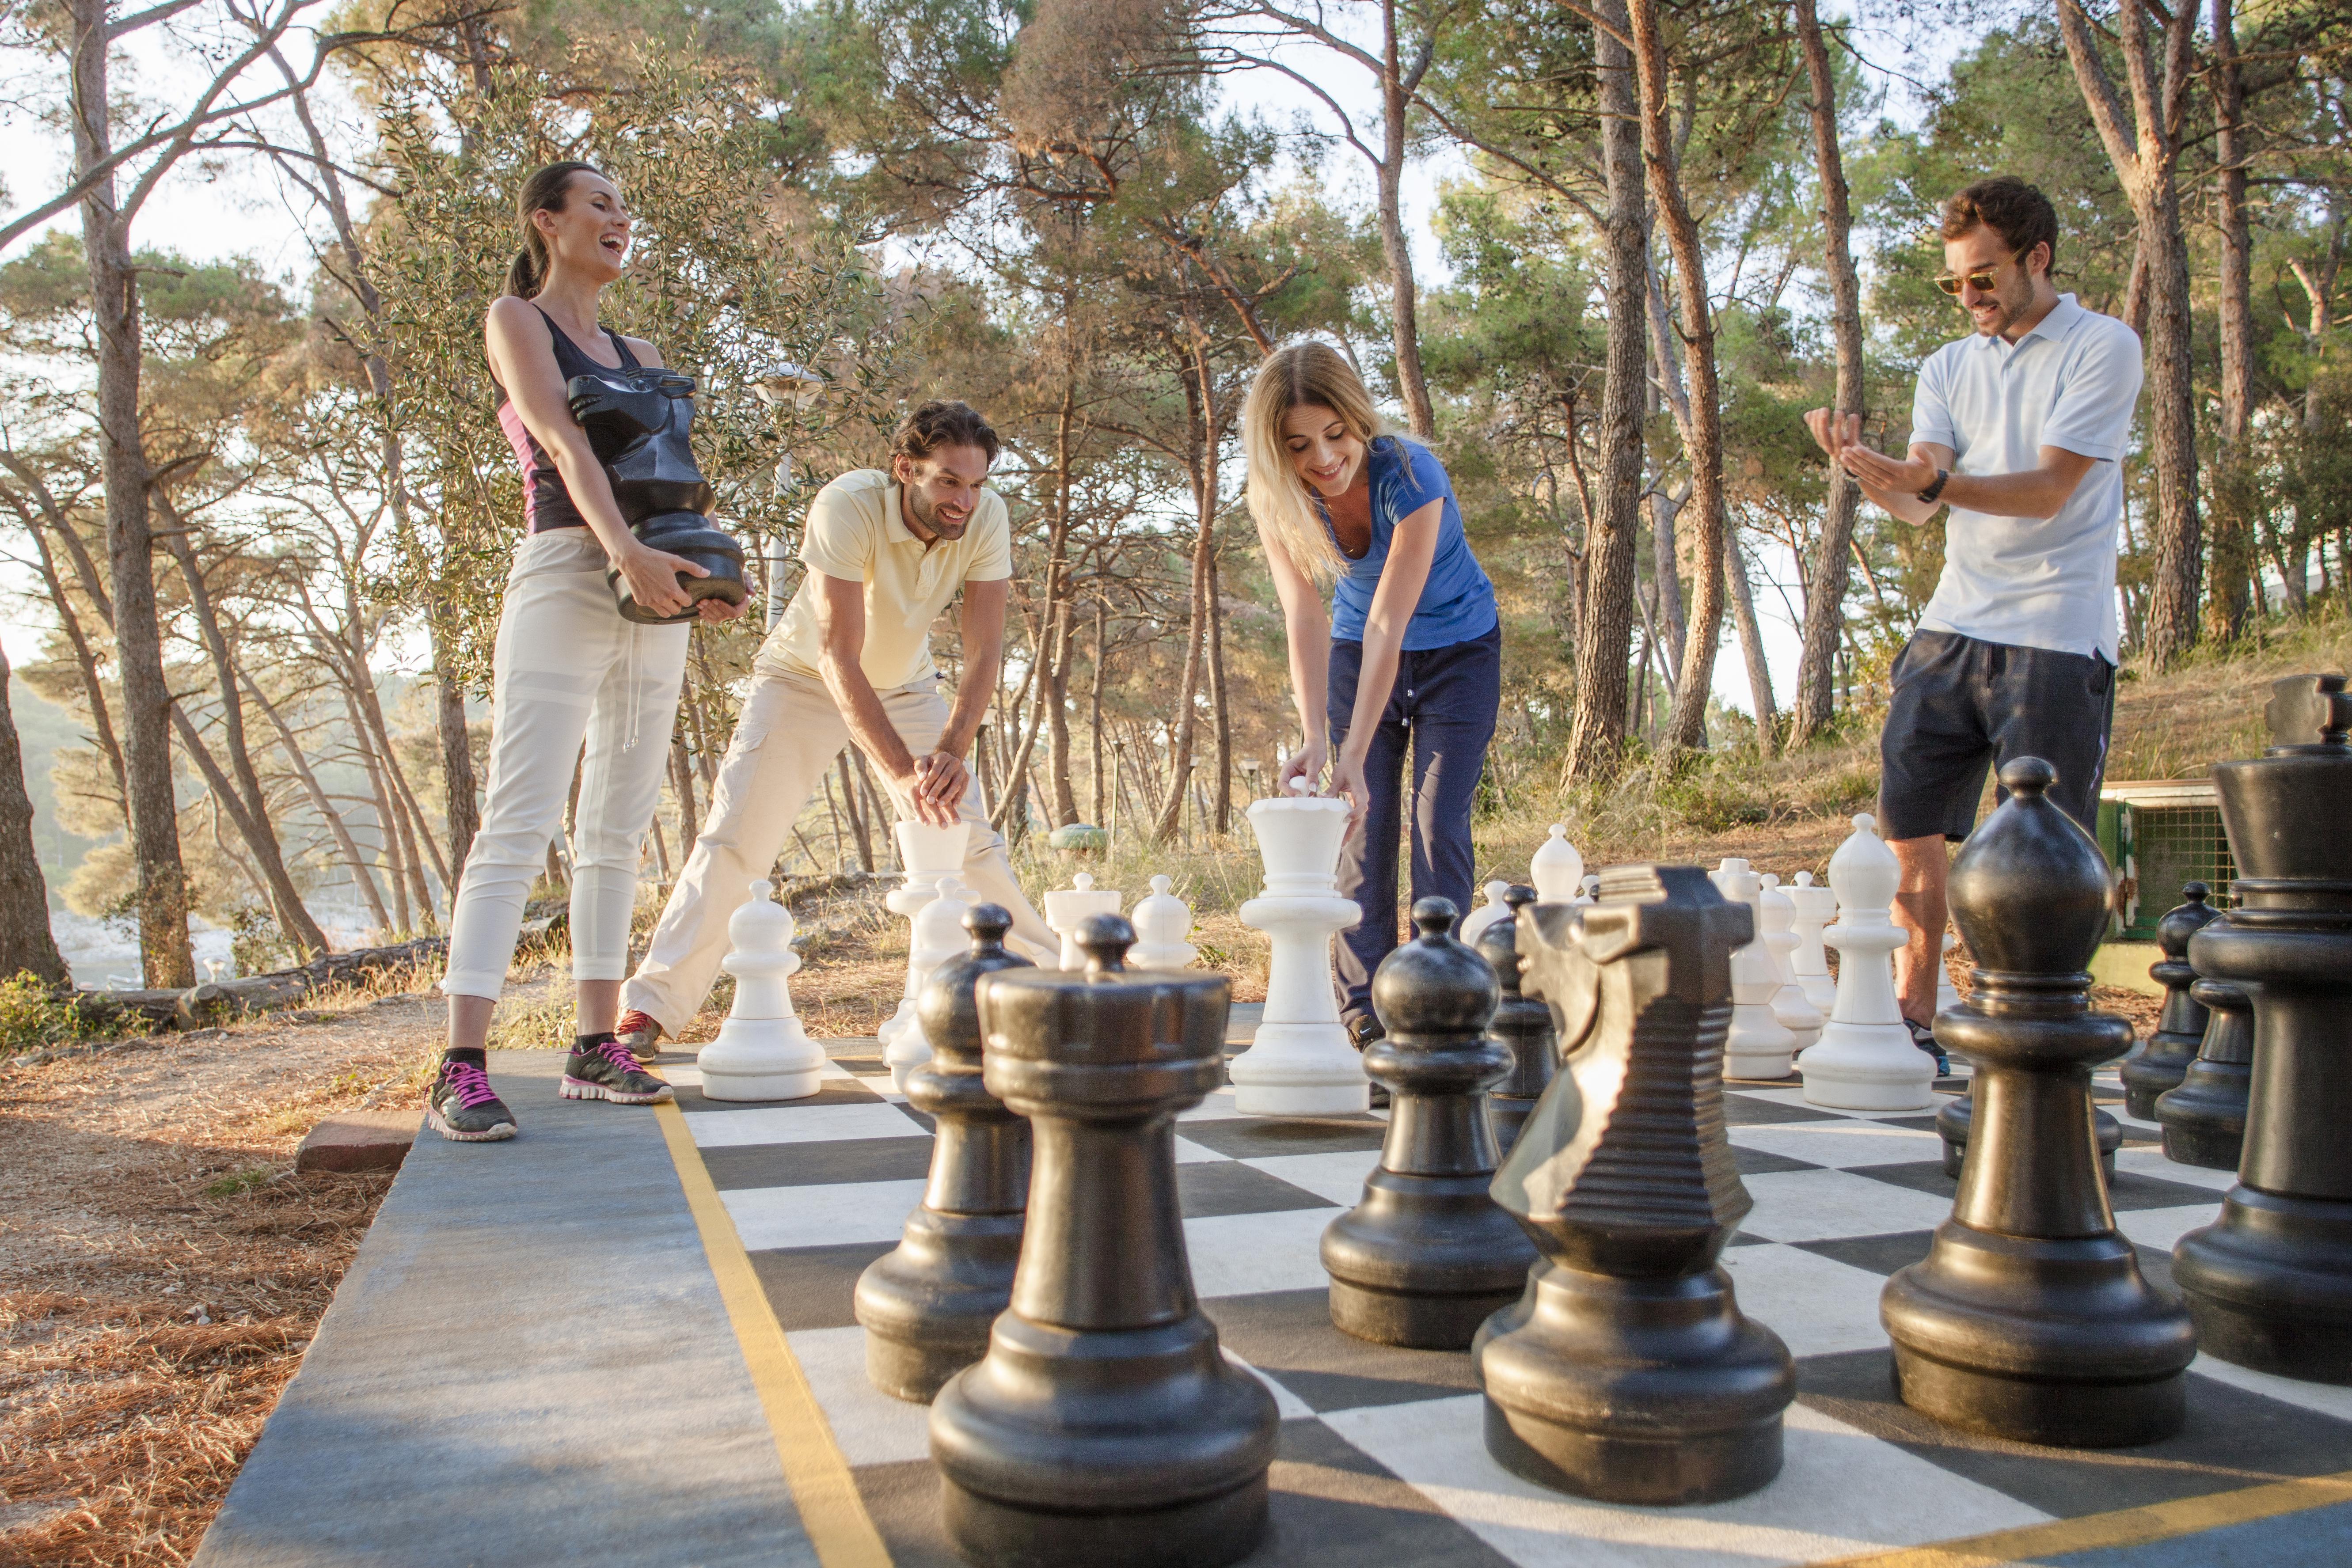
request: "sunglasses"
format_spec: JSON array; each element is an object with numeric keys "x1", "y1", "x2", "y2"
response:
[{"x1": 1934, "y1": 249, "x2": 2024, "y2": 298}]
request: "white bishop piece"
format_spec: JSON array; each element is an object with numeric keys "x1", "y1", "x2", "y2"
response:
[
  {"x1": 1710, "y1": 858, "x2": 1798, "y2": 1079},
  {"x1": 1044, "y1": 871, "x2": 1124, "y2": 972},
  {"x1": 1786, "y1": 870, "x2": 1839, "y2": 1017},
  {"x1": 1531, "y1": 823, "x2": 1584, "y2": 904},
  {"x1": 1230, "y1": 780, "x2": 1366, "y2": 1116},
  {"x1": 1759, "y1": 873, "x2": 1825, "y2": 1053},
  {"x1": 876, "y1": 820, "x2": 971, "y2": 1057},
  {"x1": 698, "y1": 880, "x2": 825, "y2": 1101},
  {"x1": 885, "y1": 875, "x2": 972, "y2": 1093},
  {"x1": 1799, "y1": 815, "x2": 1935, "y2": 1110},
  {"x1": 1459, "y1": 881, "x2": 1514, "y2": 949},
  {"x1": 1130, "y1": 874, "x2": 1198, "y2": 969}
]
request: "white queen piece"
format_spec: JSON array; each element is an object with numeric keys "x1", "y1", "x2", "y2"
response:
[
  {"x1": 698, "y1": 880, "x2": 825, "y2": 1101},
  {"x1": 1710, "y1": 858, "x2": 1798, "y2": 1080},
  {"x1": 1229, "y1": 781, "x2": 1367, "y2": 1116},
  {"x1": 877, "y1": 820, "x2": 970, "y2": 1055},
  {"x1": 1799, "y1": 815, "x2": 1936, "y2": 1110}
]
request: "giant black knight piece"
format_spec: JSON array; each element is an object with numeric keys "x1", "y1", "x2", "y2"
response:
[
  {"x1": 855, "y1": 903, "x2": 1034, "y2": 1402},
  {"x1": 929, "y1": 916, "x2": 1277, "y2": 1568},
  {"x1": 2173, "y1": 674, "x2": 2352, "y2": 1383},
  {"x1": 1323, "y1": 899, "x2": 1537, "y2": 1349},
  {"x1": 567, "y1": 368, "x2": 746, "y2": 622},
  {"x1": 1474, "y1": 866, "x2": 1794, "y2": 1506},
  {"x1": 1883, "y1": 758, "x2": 2196, "y2": 1446},
  {"x1": 2119, "y1": 883, "x2": 2222, "y2": 1117}
]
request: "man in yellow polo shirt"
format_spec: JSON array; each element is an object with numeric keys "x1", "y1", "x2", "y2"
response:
[{"x1": 615, "y1": 400, "x2": 1056, "y2": 1054}]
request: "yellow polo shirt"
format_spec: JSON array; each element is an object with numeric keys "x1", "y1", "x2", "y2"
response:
[{"x1": 758, "y1": 469, "x2": 1013, "y2": 689}]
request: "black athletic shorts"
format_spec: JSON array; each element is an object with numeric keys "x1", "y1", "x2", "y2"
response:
[{"x1": 1878, "y1": 630, "x2": 2115, "y2": 842}]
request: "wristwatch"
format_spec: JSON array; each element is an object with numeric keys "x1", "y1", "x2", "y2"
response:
[{"x1": 1917, "y1": 467, "x2": 1951, "y2": 505}]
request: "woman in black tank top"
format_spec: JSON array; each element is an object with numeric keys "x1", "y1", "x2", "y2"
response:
[{"x1": 430, "y1": 161, "x2": 744, "y2": 1143}]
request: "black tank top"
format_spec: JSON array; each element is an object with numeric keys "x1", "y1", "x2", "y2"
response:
[{"x1": 494, "y1": 305, "x2": 643, "y2": 533}]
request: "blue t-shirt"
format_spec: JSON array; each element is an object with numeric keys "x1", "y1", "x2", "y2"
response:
[{"x1": 1325, "y1": 437, "x2": 1498, "y2": 650}]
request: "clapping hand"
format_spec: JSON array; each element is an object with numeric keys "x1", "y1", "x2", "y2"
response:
[{"x1": 1802, "y1": 410, "x2": 1938, "y2": 498}]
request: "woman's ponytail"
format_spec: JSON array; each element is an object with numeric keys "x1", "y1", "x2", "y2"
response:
[{"x1": 504, "y1": 160, "x2": 603, "y2": 299}]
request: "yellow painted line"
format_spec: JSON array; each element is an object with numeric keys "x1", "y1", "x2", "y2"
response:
[
  {"x1": 1813, "y1": 1466, "x2": 2352, "y2": 1567},
  {"x1": 654, "y1": 1096, "x2": 894, "y2": 1568}
]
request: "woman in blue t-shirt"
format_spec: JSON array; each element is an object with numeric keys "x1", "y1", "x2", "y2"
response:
[{"x1": 1242, "y1": 341, "x2": 1502, "y2": 1041}]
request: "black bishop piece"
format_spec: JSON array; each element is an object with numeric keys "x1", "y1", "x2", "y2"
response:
[
  {"x1": 929, "y1": 915, "x2": 1278, "y2": 1568},
  {"x1": 855, "y1": 902, "x2": 1034, "y2": 1401},
  {"x1": 2119, "y1": 883, "x2": 2222, "y2": 1118},
  {"x1": 1883, "y1": 758, "x2": 2196, "y2": 1446},
  {"x1": 1477, "y1": 866, "x2": 1793, "y2": 1505},
  {"x1": 1323, "y1": 898, "x2": 1537, "y2": 1349}
]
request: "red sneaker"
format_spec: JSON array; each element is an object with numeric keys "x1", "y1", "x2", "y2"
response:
[{"x1": 616, "y1": 1009, "x2": 665, "y2": 1061}]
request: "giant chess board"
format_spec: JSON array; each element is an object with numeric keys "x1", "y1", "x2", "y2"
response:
[{"x1": 657, "y1": 1040, "x2": 2352, "y2": 1568}]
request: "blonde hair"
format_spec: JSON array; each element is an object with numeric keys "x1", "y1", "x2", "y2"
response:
[{"x1": 1243, "y1": 341, "x2": 1391, "y2": 584}]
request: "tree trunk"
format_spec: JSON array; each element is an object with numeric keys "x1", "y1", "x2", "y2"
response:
[
  {"x1": 670, "y1": 730, "x2": 701, "y2": 858},
  {"x1": 72, "y1": 0, "x2": 192, "y2": 987},
  {"x1": 1089, "y1": 600, "x2": 1107, "y2": 826},
  {"x1": 1376, "y1": 0, "x2": 1435, "y2": 437},
  {"x1": 1208, "y1": 549, "x2": 1233, "y2": 833},
  {"x1": 1045, "y1": 383, "x2": 1080, "y2": 829},
  {"x1": 0, "y1": 641, "x2": 69, "y2": 984},
  {"x1": 345, "y1": 687, "x2": 412, "y2": 933},
  {"x1": 1724, "y1": 526, "x2": 1778, "y2": 756},
  {"x1": 431, "y1": 607, "x2": 481, "y2": 873},
  {"x1": 1564, "y1": 0, "x2": 1647, "y2": 784},
  {"x1": 2208, "y1": 0, "x2": 2253, "y2": 642},
  {"x1": 16, "y1": 513, "x2": 127, "y2": 817},
  {"x1": 1792, "y1": 0, "x2": 1864, "y2": 743},
  {"x1": 2058, "y1": 0, "x2": 2200, "y2": 667},
  {"x1": 1155, "y1": 352, "x2": 1219, "y2": 846},
  {"x1": 243, "y1": 673, "x2": 392, "y2": 937}
]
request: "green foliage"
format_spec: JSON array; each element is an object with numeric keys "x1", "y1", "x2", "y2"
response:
[{"x1": 0, "y1": 971, "x2": 89, "y2": 1054}]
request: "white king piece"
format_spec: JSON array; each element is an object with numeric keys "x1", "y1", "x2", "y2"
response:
[
  {"x1": 1798, "y1": 815, "x2": 1935, "y2": 1111},
  {"x1": 699, "y1": 880, "x2": 825, "y2": 1101},
  {"x1": 1230, "y1": 779, "x2": 1366, "y2": 1116},
  {"x1": 877, "y1": 820, "x2": 971, "y2": 1055}
]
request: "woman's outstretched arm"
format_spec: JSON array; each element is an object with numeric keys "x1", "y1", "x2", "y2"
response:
[{"x1": 1326, "y1": 499, "x2": 1441, "y2": 826}]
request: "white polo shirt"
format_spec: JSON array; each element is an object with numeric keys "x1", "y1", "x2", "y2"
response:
[
  {"x1": 758, "y1": 469, "x2": 1013, "y2": 690},
  {"x1": 1907, "y1": 293, "x2": 2143, "y2": 662}
]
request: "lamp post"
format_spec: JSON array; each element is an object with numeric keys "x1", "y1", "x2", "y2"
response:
[
  {"x1": 1239, "y1": 757, "x2": 1262, "y2": 799},
  {"x1": 753, "y1": 363, "x2": 830, "y2": 627}
]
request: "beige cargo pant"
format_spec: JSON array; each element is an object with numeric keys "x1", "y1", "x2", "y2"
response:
[{"x1": 620, "y1": 666, "x2": 1056, "y2": 1038}]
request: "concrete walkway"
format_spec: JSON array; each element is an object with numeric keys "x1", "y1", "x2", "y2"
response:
[{"x1": 194, "y1": 1050, "x2": 815, "y2": 1568}]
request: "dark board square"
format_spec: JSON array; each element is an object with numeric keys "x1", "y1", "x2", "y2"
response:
[
  {"x1": 2105, "y1": 1171, "x2": 2222, "y2": 1213},
  {"x1": 1877, "y1": 1115, "x2": 1946, "y2": 1132},
  {"x1": 1844, "y1": 1160, "x2": 1958, "y2": 1201},
  {"x1": 852, "y1": 1459, "x2": 956, "y2": 1568},
  {"x1": 1238, "y1": 1421, "x2": 1521, "y2": 1567},
  {"x1": 668, "y1": 1080, "x2": 882, "y2": 1113},
  {"x1": 1734, "y1": 1145, "x2": 1824, "y2": 1176},
  {"x1": 1181, "y1": 1118, "x2": 1392, "y2": 1160},
  {"x1": 748, "y1": 1240, "x2": 895, "y2": 1331},
  {"x1": 1180, "y1": 1162, "x2": 1339, "y2": 1219},
  {"x1": 1207, "y1": 1288, "x2": 1478, "y2": 1413},
  {"x1": 701, "y1": 1135, "x2": 936, "y2": 1193},
  {"x1": 1795, "y1": 1348, "x2": 2352, "y2": 1519},
  {"x1": 1721, "y1": 1093, "x2": 1847, "y2": 1126},
  {"x1": 1791, "y1": 1230, "x2": 1938, "y2": 1276}
]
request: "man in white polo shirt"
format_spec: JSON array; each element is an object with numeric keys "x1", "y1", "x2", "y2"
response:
[
  {"x1": 1806, "y1": 176, "x2": 2143, "y2": 1067},
  {"x1": 614, "y1": 400, "x2": 1056, "y2": 1055}
]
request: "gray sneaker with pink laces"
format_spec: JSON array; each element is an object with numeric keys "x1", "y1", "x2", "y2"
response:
[
  {"x1": 561, "y1": 1037, "x2": 675, "y2": 1105},
  {"x1": 428, "y1": 1056, "x2": 519, "y2": 1141}
]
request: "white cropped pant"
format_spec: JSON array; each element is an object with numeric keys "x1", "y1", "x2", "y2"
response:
[
  {"x1": 619, "y1": 666, "x2": 1057, "y2": 1038},
  {"x1": 443, "y1": 530, "x2": 690, "y2": 1000}
]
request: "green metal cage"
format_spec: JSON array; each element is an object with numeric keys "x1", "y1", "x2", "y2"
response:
[{"x1": 2097, "y1": 780, "x2": 2236, "y2": 942}]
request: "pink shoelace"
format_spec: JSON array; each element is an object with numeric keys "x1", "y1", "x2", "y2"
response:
[
  {"x1": 442, "y1": 1060, "x2": 500, "y2": 1108},
  {"x1": 591, "y1": 1039, "x2": 642, "y2": 1074}
]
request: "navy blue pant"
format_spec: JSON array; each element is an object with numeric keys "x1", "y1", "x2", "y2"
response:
[{"x1": 1326, "y1": 624, "x2": 1502, "y2": 1026}]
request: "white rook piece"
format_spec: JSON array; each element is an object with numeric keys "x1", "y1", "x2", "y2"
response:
[
  {"x1": 1459, "y1": 881, "x2": 1513, "y2": 949},
  {"x1": 1759, "y1": 873, "x2": 1824, "y2": 1053},
  {"x1": 1711, "y1": 858, "x2": 1798, "y2": 1079},
  {"x1": 1531, "y1": 823, "x2": 1584, "y2": 904},
  {"x1": 1130, "y1": 874, "x2": 1198, "y2": 969},
  {"x1": 1800, "y1": 815, "x2": 1935, "y2": 1110},
  {"x1": 698, "y1": 880, "x2": 825, "y2": 1101},
  {"x1": 1230, "y1": 780, "x2": 1366, "y2": 1116},
  {"x1": 886, "y1": 876, "x2": 972, "y2": 1093},
  {"x1": 877, "y1": 820, "x2": 971, "y2": 1056},
  {"x1": 1787, "y1": 871, "x2": 1839, "y2": 1017},
  {"x1": 1043, "y1": 871, "x2": 1123, "y2": 971}
]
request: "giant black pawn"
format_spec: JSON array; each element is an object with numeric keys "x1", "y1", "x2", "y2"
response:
[
  {"x1": 855, "y1": 903, "x2": 1034, "y2": 1402},
  {"x1": 2120, "y1": 883, "x2": 2222, "y2": 1118},
  {"x1": 2154, "y1": 977, "x2": 2253, "y2": 1170},
  {"x1": 1324, "y1": 898, "x2": 1537, "y2": 1350},
  {"x1": 930, "y1": 916, "x2": 1277, "y2": 1568},
  {"x1": 1479, "y1": 885, "x2": 1557, "y2": 1154},
  {"x1": 2174, "y1": 674, "x2": 2352, "y2": 1384},
  {"x1": 1937, "y1": 1068, "x2": 2121, "y2": 1182},
  {"x1": 1883, "y1": 759, "x2": 2196, "y2": 1447},
  {"x1": 1477, "y1": 866, "x2": 1794, "y2": 1506}
]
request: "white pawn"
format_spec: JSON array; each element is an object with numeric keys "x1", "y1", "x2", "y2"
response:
[
  {"x1": 1800, "y1": 815, "x2": 1935, "y2": 1110},
  {"x1": 1230, "y1": 778, "x2": 1366, "y2": 1116},
  {"x1": 1710, "y1": 858, "x2": 1798, "y2": 1079},
  {"x1": 1531, "y1": 823, "x2": 1584, "y2": 904},
  {"x1": 886, "y1": 875, "x2": 972, "y2": 1093},
  {"x1": 1574, "y1": 873, "x2": 1600, "y2": 907},
  {"x1": 1937, "y1": 930, "x2": 1962, "y2": 1017},
  {"x1": 877, "y1": 820, "x2": 970, "y2": 1054},
  {"x1": 1786, "y1": 870, "x2": 1839, "y2": 1017},
  {"x1": 1459, "y1": 881, "x2": 1513, "y2": 949},
  {"x1": 699, "y1": 881, "x2": 825, "y2": 1101},
  {"x1": 1759, "y1": 874, "x2": 1825, "y2": 1054},
  {"x1": 1043, "y1": 870, "x2": 1123, "y2": 972},
  {"x1": 1130, "y1": 874, "x2": 1198, "y2": 969}
]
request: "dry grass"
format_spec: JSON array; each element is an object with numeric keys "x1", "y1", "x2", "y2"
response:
[{"x1": 2106, "y1": 617, "x2": 2352, "y2": 781}]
